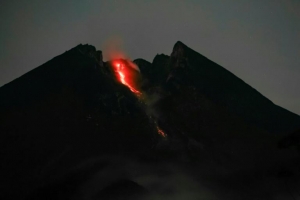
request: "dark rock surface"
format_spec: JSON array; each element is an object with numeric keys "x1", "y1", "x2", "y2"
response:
[
  {"x1": 166, "y1": 41, "x2": 300, "y2": 134},
  {"x1": 0, "y1": 44, "x2": 157, "y2": 199}
]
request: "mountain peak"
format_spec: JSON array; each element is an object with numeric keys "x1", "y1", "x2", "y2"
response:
[
  {"x1": 75, "y1": 43, "x2": 96, "y2": 51},
  {"x1": 170, "y1": 41, "x2": 189, "y2": 70},
  {"x1": 173, "y1": 41, "x2": 186, "y2": 48},
  {"x1": 74, "y1": 44, "x2": 103, "y2": 66},
  {"x1": 172, "y1": 41, "x2": 186, "y2": 56}
]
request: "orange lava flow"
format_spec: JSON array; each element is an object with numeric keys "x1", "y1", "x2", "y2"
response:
[
  {"x1": 156, "y1": 126, "x2": 167, "y2": 137},
  {"x1": 113, "y1": 62, "x2": 142, "y2": 97},
  {"x1": 111, "y1": 60, "x2": 167, "y2": 138}
]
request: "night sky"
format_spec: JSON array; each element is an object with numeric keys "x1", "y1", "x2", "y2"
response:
[{"x1": 1, "y1": 0, "x2": 299, "y2": 114}]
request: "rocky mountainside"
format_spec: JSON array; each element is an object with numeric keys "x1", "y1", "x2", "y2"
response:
[
  {"x1": 140, "y1": 41, "x2": 300, "y2": 134},
  {"x1": 0, "y1": 42, "x2": 299, "y2": 200},
  {"x1": 0, "y1": 44, "x2": 158, "y2": 199}
]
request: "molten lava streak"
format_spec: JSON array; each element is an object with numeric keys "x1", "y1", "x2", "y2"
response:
[
  {"x1": 156, "y1": 126, "x2": 167, "y2": 137},
  {"x1": 111, "y1": 59, "x2": 166, "y2": 138},
  {"x1": 113, "y1": 61, "x2": 142, "y2": 96}
]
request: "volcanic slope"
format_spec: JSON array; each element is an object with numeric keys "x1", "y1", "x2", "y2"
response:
[
  {"x1": 136, "y1": 41, "x2": 300, "y2": 134},
  {"x1": 0, "y1": 42, "x2": 300, "y2": 199},
  {"x1": 0, "y1": 44, "x2": 158, "y2": 199}
]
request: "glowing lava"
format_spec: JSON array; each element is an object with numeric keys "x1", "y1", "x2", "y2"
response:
[
  {"x1": 111, "y1": 59, "x2": 167, "y2": 138},
  {"x1": 113, "y1": 61, "x2": 142, "y2": 97},
  {"x1": 156, "y1": 126, "x2": 167, "y2": 137}
]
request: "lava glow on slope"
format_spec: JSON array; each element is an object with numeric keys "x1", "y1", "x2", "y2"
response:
[
  {"x1": 156, "y1": 126, "x2": 167, "y2": 137},
  {"x1": 112, "y1": 60, "x2": 142, "y2": 97},
  {"x1": 111, "y1": 59, "x2": 166, "y2": 138}
]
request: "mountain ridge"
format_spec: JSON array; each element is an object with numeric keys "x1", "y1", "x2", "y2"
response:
[{"x1": 167, "y1": 41, "x2": 300, "y2": 133}]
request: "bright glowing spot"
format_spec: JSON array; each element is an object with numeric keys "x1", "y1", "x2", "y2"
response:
[
  {"x1": 156, "y1": 126, "x2": 167, "y2": 137},
  {"x1": 113, "y1": 61, "x2": 142, "y2": 97}
]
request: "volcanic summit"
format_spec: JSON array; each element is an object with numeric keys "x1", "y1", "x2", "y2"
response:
[{"x1": 1, "y1": 42, "x2": 300, "y2": 200}]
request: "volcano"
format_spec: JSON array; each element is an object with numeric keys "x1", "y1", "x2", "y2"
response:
[{"x1": 1, "y1": 42, "x2": 300, "y2": 200}]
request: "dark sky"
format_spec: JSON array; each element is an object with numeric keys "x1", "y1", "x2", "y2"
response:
[{"x1": 1, "y1": 0, "x2": 299, "y2": 114}]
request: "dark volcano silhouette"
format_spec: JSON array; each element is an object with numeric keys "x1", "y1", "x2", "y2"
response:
[
  {"x1": 1, "y1": 42, "x2": 299, "y2": 200},
  {"x1": 138, "y1": 41, "x2": 300, "y2": 133}
]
